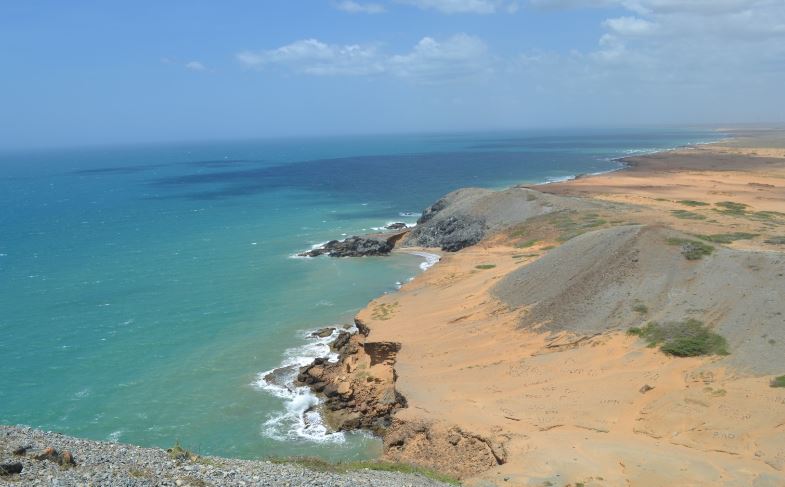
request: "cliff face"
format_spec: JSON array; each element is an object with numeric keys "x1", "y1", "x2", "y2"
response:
[
  {"x1": 294, "y1": 319, "x2": 509, "y2": 479},
  {"x1": 295, "y1": 320, "x2": 406, "y2": 434}
]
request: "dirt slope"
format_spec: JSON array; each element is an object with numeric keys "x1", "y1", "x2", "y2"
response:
[{"x1": 492, "y1": 224, "x2": 785, "y2": 374}]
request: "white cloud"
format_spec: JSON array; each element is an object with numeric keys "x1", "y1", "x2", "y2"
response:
[
  {"x1": 397, "y1": 0, "x2": 518, "y2": 14},
  {"x1": 603, "y1": 16, "x2": 656, "y2": 35},
  {"x1": 236, "y1": 34, "x2": 492, "y2": 82},
  {"x1": 333, "y1": 1, "x2": 386, "y2": 14},
  {"x1": 389, "y1": 34, "x2": 492, "y2": 80},
  {"x1": 184, "y1": 61, "x2": 207, "y2": 71},
  {"x1": 236, "y1": 39, "x2": 384, "y2": 76}
]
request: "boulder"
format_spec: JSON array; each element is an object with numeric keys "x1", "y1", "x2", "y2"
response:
[
  {"x1": 61, "y1": 450, "x2": 76, "y2": 466},
  {"x1": 310, "y1": 327, "x2": 335, "y2": 338},
  {"x1": 331, "y1": 331, "x2": 351, "y2": 352},
  {"x1": 0, "y1": 463, "x2": 23, "y2": 476},
  {"x1": 323, "y1": 384, "x2": 340, "y2": 398},
  {"x1": 264, "y1": 364, "x2": 299, "y2": 389}
]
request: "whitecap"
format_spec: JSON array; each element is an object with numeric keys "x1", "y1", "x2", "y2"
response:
[
  {"x1": 254, "y1": 326, "x2": 356, "y2": 443},
  {"x1": 543, "y1": 175, "x2": 576, "y2": 184},
  {"x1": 73, "y1": 388, "x2": 91, "y2": 399},
  {"x1": 407, "y1": 251, "x2": 441, "y2": 271}
]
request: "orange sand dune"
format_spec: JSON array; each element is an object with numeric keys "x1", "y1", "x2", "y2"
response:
[{"x1": 354, "y1": 135, "x2": 785, "y2": 486}]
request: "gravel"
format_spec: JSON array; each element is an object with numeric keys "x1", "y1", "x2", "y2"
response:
[{"x1": 0, "y1": 426, "x2": 453, "y2": 487}]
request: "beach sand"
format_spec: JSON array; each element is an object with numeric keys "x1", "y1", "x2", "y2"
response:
[{"x1": 351, "y1": 132, "x2": 785, "y2": 486}]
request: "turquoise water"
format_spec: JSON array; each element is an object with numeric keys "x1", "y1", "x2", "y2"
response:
[{"x1": 0, "y1": 129, "x2": 721, "y2": 459}]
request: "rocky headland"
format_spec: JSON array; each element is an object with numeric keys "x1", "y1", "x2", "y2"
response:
[{"x1": 286, "y1": 130, "x2": 785, "y2": 486}]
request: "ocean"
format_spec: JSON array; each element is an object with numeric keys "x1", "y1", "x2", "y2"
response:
[{"x1": 0, "y1": 128, "x2": 722, "y2": 460}]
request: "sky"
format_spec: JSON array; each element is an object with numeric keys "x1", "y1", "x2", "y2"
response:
[{"x1": 1, "y1": 0, "x2": 784, "y2": 149}]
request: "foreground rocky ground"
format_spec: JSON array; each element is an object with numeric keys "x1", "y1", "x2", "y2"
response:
[{"x1": 0, "y1": 426, "x2": 453, "y2": 487}]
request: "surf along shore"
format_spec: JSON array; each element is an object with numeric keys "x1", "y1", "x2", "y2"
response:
[{"x1": 295, "y1": 128, "x2": 785, "y2": 486}]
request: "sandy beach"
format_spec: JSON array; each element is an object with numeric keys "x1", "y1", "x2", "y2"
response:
[{"x1": 339, "y1": 129, "x2": 785, "y2": 486}]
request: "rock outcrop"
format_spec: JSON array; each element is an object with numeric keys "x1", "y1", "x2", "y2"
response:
[
  {"x1": 405, "y1": 186, "x2": 599, "y2": 252},
  {"x1": 296, "y1": 319, "x2": 406, "y2": 434},
  {"x1": 294, "y1": 319, "x2": 508, "y2": 480},
  {"x1": 299, "y1": 231, "x2": 409, "y2": 258},
  {"x1": 407, "y1": 214, "x2": 486, "y2": 252},
  {"x1": 385, "y1": 222, "x2": 408, "y2": 230},
  {"x1": 384, "y1": 419, "x2": 507, "y2": 479}
]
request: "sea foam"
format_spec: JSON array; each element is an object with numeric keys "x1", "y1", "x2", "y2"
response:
[{"x1": 254, "y1": 326, "x2": 352, "y2": 443}]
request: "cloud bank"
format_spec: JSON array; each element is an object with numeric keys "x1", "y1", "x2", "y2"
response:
[{"x1": 236, "y1": 34, "x2": 492, "y2": 82}]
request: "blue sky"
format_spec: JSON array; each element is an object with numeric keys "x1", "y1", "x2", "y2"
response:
[{"x1": 1, "y1": 0, "x2": 784, "y2": 148}]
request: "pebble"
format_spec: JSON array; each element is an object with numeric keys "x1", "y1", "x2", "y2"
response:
[{"x1": 0, "y1": 425, "x2": 451, "y2": 486}]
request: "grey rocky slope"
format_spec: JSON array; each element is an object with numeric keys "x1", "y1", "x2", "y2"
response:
[
  {"x1": 492, "y1": 224, "x2": 785, "y2": 375},
  {"x1": 0, "y1": 426, "x2": 453, "y2": 487},
  {"x1": 405, "y1": 186, "x2": 599, "y2": 251}
]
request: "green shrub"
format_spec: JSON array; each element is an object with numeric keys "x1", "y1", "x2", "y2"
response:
[
  {"x1": 671, "y1": 210, "x2": 706, "y2": 220},
  {"x1": 475, "y1": 264, "x2": 496, "y2": 270},
  {"x1": 677, "y1": 200, "x2": 709, "y2": 207},
  {"x1": 516, "y1": 239, "x2": 539, "y2": 248},
  {"x1": 698, "y1": 233, "x2": 758, "y2": 244},
  {"x1": 750, "y1": 211, "x2": 785, "y2": 221},
  {"x1": 715, "y1": 201, "x2": 748, "y2": 215},
  {"x1": 167, "y1": 441, "x2": 197, "y2": 462},
  {"x1": 628, "y1": 319, "x2": 729, "y2": 357},
  {"x1": 633, "y1": 303, "x2": 648, "y2": 314},
  {"x1": 770, "y1": 375, "x2": 785, "y2": 388},
  {"x1": 765, "y1": 236, "x2": 785, "y2": 245},
  {"x1": 128, "y1": 468, "x2": 149, "y2": 478},
  {"x1": 666, "y1": 238, "x2": 714, "y2": 260}
]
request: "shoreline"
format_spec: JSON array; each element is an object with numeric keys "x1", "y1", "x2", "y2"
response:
[{"x1": 259, "y1": 128, "x2": 744, "y2": 462}]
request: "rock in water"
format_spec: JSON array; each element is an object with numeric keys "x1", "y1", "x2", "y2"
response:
[
  {"x1": 310, "y1": 327, "x2": 335, "y2": 338},
  {"x1": 385, "y1": 222, "x2": 408, "y2": 230},
  {"x1": 299, "y1": 236, "x2": 395, "y2": 257}
]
